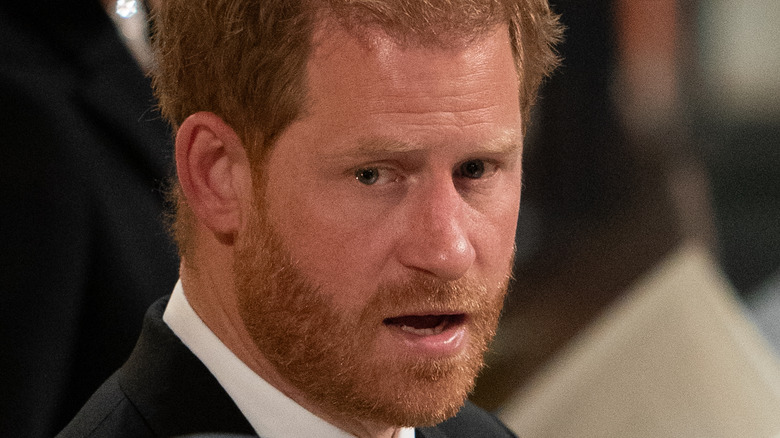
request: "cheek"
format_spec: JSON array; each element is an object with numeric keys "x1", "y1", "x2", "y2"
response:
[{"x1": 265, "y1": 182, "x2": 392, "y2": 293}]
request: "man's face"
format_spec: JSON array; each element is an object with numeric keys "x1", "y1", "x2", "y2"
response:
[{"x1": 235, "y1": 24, "x2": 523, "y2": 428}]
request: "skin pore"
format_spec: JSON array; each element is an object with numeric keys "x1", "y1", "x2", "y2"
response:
[{"x1": 178, "y1": 20, "x2": 523, "y2": 438}]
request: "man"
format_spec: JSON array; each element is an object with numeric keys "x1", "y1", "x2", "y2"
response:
[{"x1": 59, "y1": 1, "x2": 562, "y2": 437}]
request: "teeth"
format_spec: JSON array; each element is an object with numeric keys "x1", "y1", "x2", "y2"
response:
[{"x1": 400, "y1": 319, "x2": 447, "y2": 336}]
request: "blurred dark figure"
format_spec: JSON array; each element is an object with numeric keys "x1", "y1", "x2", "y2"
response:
[
  {"x1": 472, "y1": 0, "x2": 780, "y2": 435},
  {"x1": 0, "y1": 2, "x2": 179, "y2": 437}
]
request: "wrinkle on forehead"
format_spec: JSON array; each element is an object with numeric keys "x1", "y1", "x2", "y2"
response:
[
  {"x1": 306, "y1": 22, "x2": 518, "y2": 111},
  {"x1": 310, "y1": 17, "x2": 509, "y2": 67}
]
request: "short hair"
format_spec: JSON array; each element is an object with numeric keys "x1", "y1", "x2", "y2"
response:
[{"x1": 153, "y1": 0, "x2": 563, "y2": 259}]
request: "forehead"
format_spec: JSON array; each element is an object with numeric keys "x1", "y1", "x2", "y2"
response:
[{"x1": 304, "y1": 22, "x2": 520, "y2": 125}]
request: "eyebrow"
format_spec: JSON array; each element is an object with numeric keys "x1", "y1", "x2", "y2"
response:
[{"x1": 325, "y1": 131, "x2": 523, "y2": 161}]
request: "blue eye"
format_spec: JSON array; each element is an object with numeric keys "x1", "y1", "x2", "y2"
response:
[
  {"x1": 355, "y1": 168, "x2": 380, "y2": 185},
  {"x1": 459, "y1": 160, "x2": 485, "y2": 179}
]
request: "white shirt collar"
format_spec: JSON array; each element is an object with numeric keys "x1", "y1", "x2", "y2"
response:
[{"x1": 163, "y1": 279, "x2": 415, "y2": 438}]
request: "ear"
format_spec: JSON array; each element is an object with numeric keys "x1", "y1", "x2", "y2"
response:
[{"x1": 175, "y1": 112, "x2": 252, "y2": 241}]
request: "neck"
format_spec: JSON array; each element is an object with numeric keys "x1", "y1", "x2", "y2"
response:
[{"x1": 181, "y1": 245, "x2": 402, "y2": 438}]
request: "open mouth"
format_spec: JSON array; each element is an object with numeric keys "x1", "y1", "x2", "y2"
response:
[{"x1": 383, "y1": 314, "x2": 466, "y2": 336}]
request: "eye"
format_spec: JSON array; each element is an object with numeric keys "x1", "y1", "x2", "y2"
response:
[
  {"x1": 355, "y1": 167, "x2": 380, "y2": 185},
  {"x1": 458, "y1": 160, "x2": 485, "y2": 179}
]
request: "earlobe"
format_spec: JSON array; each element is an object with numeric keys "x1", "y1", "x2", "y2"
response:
[{"x1": 175, "y1": 112, "x2": 251, "y2": 241}]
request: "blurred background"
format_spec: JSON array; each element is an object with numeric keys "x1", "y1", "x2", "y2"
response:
[
  {"x1": 695, "y1": 0, "x2": 780, "y2": 338},
  {"x1": 471, "y1": 0, "x2": 780, "y2": 421},
  {"x1": 696, "y1": 0, "x2": 780, "y2": 297},
  {"x1": 1, "y1": 2, "x2": 178, "y2": 437}
]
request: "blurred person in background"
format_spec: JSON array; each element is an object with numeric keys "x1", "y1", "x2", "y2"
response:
[
  {"x1": 0, "y1": 1, "x2": 178, "y2": 437},
  {"x1": 471, "y1": 0, "x2": 780, "y2": 436}
]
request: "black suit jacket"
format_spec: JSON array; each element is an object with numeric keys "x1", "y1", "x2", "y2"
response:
[
  {"x1": 58, "y1": 297, "x2": 517, "y2": 438},
  {"x1": 0, "y1": 3, "x2": 179, "y2": 436}
]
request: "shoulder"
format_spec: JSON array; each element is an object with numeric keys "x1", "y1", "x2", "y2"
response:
[
  {"x1": 56, "y1": 373, "x2": 153, "y2": 438},
  {"x1": 416, "y1": 401, "x2": 517, "y2": 438}
]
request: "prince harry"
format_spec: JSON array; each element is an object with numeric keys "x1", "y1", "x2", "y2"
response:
[{"x1": 59, "y1": 1, "x2": 561, "y2": 437}]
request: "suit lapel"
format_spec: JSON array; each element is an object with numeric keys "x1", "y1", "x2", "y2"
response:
[{"x1": 119, "y1": 297, "x2": 256, "y2": 436}]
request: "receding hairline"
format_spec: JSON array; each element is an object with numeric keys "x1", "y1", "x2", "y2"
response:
[{"x1": 312, "y1": 2, "x2": 512, "y2": 53}]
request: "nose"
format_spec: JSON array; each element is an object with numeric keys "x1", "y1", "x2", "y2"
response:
[{"x1": 395, "y1": 177, "x2": 476, "y2": 281}]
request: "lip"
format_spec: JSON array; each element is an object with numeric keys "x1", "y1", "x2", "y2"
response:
[{"x1": 380, "y1": 313, "x2": 468, "y2": 357}]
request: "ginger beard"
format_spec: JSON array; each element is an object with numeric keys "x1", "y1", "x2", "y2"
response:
[{"x1": 234, "y1": 197, "x2": 511, "y2": 427}]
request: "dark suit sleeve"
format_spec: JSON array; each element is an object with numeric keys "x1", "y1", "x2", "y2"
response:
[{"x1": 56, "y1": 374, "x2": 155, "y2": 438}]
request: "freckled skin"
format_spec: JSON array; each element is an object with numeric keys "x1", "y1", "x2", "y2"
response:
[{"x1": 262, "y1": 24, "x2": 523, "y2": 314}]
